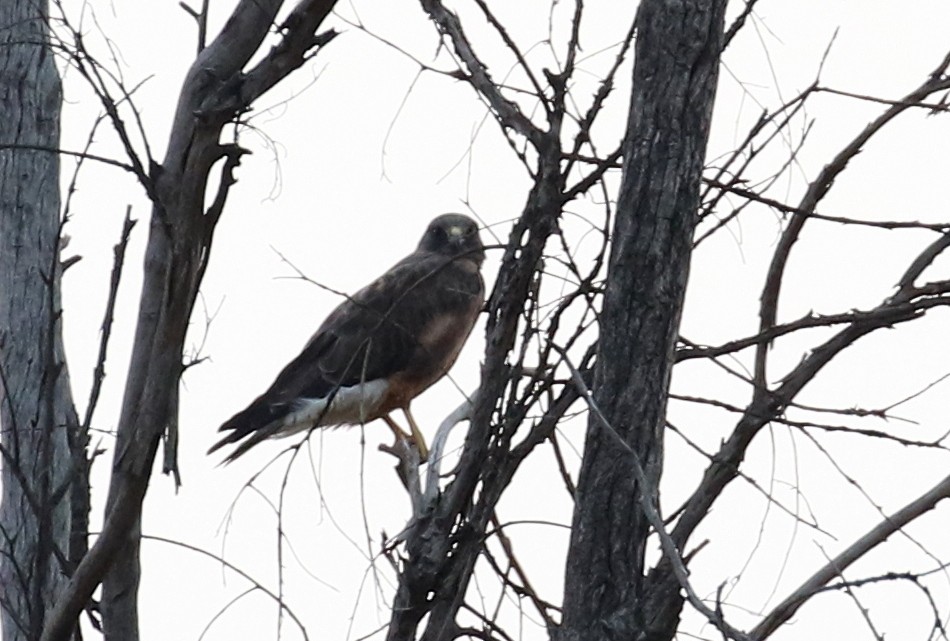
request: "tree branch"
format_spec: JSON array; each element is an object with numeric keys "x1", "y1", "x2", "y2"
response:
[
  {"x1": 418, "y1": 0, "x2": 545, "y2": 148},
  {"x1": 677, "y1": 289, "x2": 950, "y2": 362},
  {"x1": 39, "y1": 2, "x2": 342, "y2": 639},
  {"x1": 751, "y1": 474, "x2": 950, "y2": 640},
  {"x1": 755, "y1": 50, "x2": 950, "y2": 388},
  {"x1": 81, "y1": 208, "x2": 136, "y2": 434}
]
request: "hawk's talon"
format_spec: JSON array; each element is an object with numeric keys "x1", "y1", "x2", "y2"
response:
[
  {"x1": 401, "y1": 408, "x2": 429, "y2": 463},
  {"x1": 382, "y1": 414, "x2": 428, "y2": 463}
]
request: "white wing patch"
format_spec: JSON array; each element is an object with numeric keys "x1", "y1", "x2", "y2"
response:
[{"x1": 271, "y1": 378, "x2": 390, "y2": 438}]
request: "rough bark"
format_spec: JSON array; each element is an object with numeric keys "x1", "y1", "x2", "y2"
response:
[
  {"x1": 382, "y1": 1, "x2": 583, "y2": 637},
  {"x1": 37, "y1": 3, "x2": 340, "y2": 641},
  {"x1": 0, "y1": 3, "x2": 80, "y2": 641},
  {"x1": 558, "y1": 2, "x2": 727, "y2": 640}
]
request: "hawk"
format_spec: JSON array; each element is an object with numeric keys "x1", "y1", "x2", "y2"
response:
[{"x1": 209, "y1": 213, "x2": 485, "y2": 463}]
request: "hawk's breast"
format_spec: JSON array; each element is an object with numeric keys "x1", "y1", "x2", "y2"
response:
[{"x1": 383, "y1": 261, "x2": 483, "y2": 410}]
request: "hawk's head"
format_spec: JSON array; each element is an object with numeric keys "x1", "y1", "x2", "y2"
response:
[{"x1": 418, "y1": 213, "x2": 485, "y2": 266}]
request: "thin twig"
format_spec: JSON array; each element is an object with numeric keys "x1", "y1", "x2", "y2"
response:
[
  {"x1": 140, "y1": 534, "x2": 310, "y2": 641},
  {"x1": 82, "y1": 208, "x2": 136, "y2": 434}
]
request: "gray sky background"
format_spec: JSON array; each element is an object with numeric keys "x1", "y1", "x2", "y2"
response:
[{"x1": 48, "y1": 1, "x2": 950, "y2": 640}]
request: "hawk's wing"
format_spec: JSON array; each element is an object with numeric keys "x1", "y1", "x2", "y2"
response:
[{"x1": 210, "y1": 251, "x2": 482, "y2": 461}]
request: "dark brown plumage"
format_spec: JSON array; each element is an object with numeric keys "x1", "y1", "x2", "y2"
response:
[{"x1": 209, "y1": 213, "x2": 485, "y2": 462}]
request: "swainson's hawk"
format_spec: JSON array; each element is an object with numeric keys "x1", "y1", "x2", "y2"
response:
[{"x1": 209, "y1": 213, "x2": 485, "y2": 462}]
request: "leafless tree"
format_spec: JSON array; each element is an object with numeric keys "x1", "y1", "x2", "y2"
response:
[
  {"x1": 0, "y1": 4, "x2": 77, "y2": 641},
  {"x1": 385, "y1": 2, "x2": 730, "y2": 639},
  {"x1": 3, "y1": 1, "x2": 950, "y2": 641},
  {"x1": 2, "y1": 1, "x2": 341, "y2": 640},
  {"x1": 378, "y1": 2, "x2": 950, "y2": 640}
]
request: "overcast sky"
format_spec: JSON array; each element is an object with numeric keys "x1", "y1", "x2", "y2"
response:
[{"x1": 49, "y1": 1, "x2": 950, "y2": 640}]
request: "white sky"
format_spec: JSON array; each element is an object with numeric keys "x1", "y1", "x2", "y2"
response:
[{"x1": 44, "y1": 1, "x2": 950, "y2": 640}]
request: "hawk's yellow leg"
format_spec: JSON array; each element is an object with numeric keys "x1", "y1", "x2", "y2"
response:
[{"x1": 382, "y1": 411, "x2": 429, "y2": 462}]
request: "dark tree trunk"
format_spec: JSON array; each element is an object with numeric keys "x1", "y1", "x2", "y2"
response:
[
  {"x1": 0, "y1": 3, "x2": 79, "y2": 641},
  {"x1": 37, "y1": 4, "x2": 340, "y2": 641},
  {"x1": 558, "y1": 2, "x2": 726, "y2": 640}
]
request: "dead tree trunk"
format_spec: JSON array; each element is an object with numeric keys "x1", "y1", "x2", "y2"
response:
[
  {"x1": 558, "y1": 1, "x2": 727, "y2": 640},
  {"x1": 37, "y1": 3, "x2": 339, "y2": 641},
  {"x1": 0, "y1": 3, "x2": 80, "y2": 641}
]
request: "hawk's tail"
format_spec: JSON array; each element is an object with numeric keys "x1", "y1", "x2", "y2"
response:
[{"x1": 208, "y1": 401, "x2": 292, "y2": 463}]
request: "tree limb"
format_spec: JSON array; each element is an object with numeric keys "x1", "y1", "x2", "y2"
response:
[
  {"x1": 418, "y1": 0, "x2": 545, "y2": 148},
  {"x1": 751, "y1": 473, "x2": 950, "y2": 640}
]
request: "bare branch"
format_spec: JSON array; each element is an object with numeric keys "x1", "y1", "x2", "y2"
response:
[
  {"x1": 419, "y1": 0, "x2": 545, "y2": 147},
  {"x1": 39, "y1": 2, "x2": 344, "y2": 639},
  {"x1": 722, "y1": 0, "x2": 762, "y2": 49},
  {"x1": 487, "y1": 513, "x2": 558, "y2": 631},
  {"x1": 895, "y1": 233, "x2": 950, "y2": 297},
  {"x1": 140, "y1": 535, "x2": 311, "y2": 641},
  {"x1": 755, "y1": 50, "x2": 950, "y2": 388},
  {"x1": 178, "y1": 0, "x2": 210, "y2": 53},
  {"x1": 0, "y1": 143, "x2": 134, "y2": 173},
  {"x1": 677, "y1": 289, "x2": 950, "y2": 362},
  {"x1": 471, "y1": 0, "x2": 548, "y2": 110},
  {"x1": 423, "y1": 398, "x2": 475, "y2": 504},
  {"x1": 81, "y1": 208, "x2": 136, "y2": 434},
  {"x1": 703, "y1": 178, "x2": 950, "y2": 233},
  {"x1": 752, "y1": 474, "x2": 950, "y2": 640},
  {"x1": 202, "y1": 144, "x2": 250, "y2": 233},
  {"x1": 670, "y1": 289, "x2": 950, "y2": 552}
]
